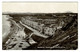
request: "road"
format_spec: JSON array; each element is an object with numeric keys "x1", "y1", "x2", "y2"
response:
[{"x1": 20, "y1": 21, "x2": 49, "y2": 38}]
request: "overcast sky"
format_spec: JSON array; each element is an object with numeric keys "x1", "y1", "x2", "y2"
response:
[{"x1": 2, "y1": 2, "x2": 78, "y2": 13}]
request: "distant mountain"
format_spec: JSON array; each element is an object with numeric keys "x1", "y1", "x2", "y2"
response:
[{"x1": 65, "y1": 11, "x2": 73, "y2": 13}]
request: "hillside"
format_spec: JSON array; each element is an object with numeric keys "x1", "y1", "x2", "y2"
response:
[{"x1": 24, "y1": 14, "x2": 78, "y2": 50}]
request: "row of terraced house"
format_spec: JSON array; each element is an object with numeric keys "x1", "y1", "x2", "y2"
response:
[{"x1": 21, "y1": 16, "x2": 64, "y2": 36}]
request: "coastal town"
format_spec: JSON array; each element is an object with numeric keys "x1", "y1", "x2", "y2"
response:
[{"x1": 2, "y1": 13, "x2": 78, "y2": 50}]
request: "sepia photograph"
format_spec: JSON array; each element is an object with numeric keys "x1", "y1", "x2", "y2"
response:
[{"x1": 2, "y1": 2, "x2": 78, "y2": 50}]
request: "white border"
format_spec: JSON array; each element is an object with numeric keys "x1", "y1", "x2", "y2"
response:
[{"x1": 0, "y1": 0, "x2": 79, "y2": 52}]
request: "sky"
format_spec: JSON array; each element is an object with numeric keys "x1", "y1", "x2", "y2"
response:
[{"x1": 2, "y1": 2, "x2": 78, "y2": 13}]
